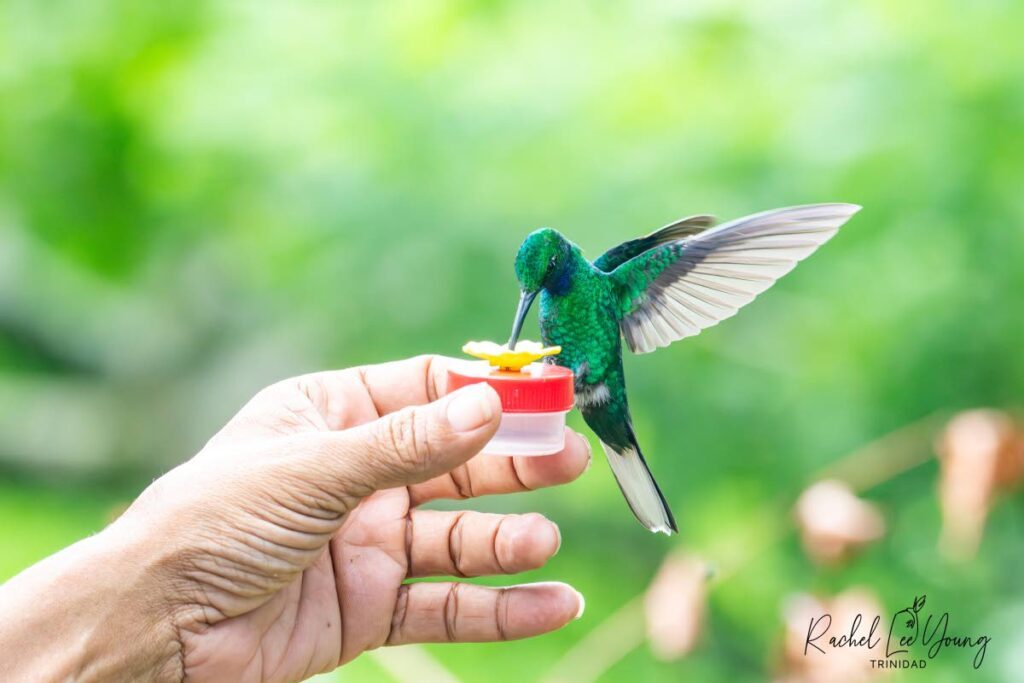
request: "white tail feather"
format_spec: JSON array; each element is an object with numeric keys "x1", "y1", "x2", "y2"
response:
[{"x1": 600, "y1": 442, "x2": 676, "y2": 535}]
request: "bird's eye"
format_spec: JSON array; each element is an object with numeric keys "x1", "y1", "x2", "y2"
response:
[{"x1": 548, "y1": 255, "x2": 557, "y2": 269}]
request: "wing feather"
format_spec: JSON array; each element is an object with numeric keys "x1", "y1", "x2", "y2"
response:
[
  {"x1": 593, "y1": 215, "x2": 716, "y2": 272},
  {"x1": 614, "y1": 203, "x2": 860, "y2": 354}
]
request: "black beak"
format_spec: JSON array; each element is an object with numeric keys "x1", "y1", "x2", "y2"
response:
[{"x1": 507, "y1": 290, "x2": 538, "y2": 348}]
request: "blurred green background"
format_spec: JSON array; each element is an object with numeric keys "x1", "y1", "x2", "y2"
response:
[{"x1": 2, "y1": 0, "x2": 1024, "y2": 681}]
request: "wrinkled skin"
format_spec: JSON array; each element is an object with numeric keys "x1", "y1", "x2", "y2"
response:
[{"x1": 0, "y1": 355, "x2": 589, "y2": 683}]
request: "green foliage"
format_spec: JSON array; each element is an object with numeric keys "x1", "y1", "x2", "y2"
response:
[{"x1": 2, "y1": 0, "x2": 1023, "y2": 681}]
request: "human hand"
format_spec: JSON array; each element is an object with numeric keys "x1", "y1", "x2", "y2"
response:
[{"x1": 0, "y1": 355, "x2": 589, "y2": 682}]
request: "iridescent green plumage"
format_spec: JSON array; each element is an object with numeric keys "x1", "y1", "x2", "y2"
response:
[{"x1": 508, "y1": 204, "x2": 861, "y2": 534}]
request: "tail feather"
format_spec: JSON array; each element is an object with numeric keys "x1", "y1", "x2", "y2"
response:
[{"x1": 600, "y1": 441, "x2": 677, "y2": 535}]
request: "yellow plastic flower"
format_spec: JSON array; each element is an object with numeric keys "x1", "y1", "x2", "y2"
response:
[{"x1": 461, "y1": 340, "x2": 562, "y2": 371}]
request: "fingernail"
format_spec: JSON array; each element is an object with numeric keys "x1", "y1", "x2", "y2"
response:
[
  {"x1": 553, "y1": 522, "x2": 562, "y2": 555},
  {"x1": 581, "y1": 435, "x2": 593, "y2": 471},
  {"x1": 573, "y1": 589, "x2": 586, "y2": 619},
  {"x1": 447, "y1": 384, "x2": 496, "y2": 433}
]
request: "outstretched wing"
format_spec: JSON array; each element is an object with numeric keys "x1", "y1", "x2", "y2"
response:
[
  {"x1": 593, "y1": 215, "x2": 716, "y2": 272},
  {"x1": 611, "y1": 203, "x2": 860, "y2": 354}
]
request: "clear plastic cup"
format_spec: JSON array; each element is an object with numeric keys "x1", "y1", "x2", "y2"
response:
[
  {"x1": 447, "y1": 361, "x2": 575, "y2": 457},
  {"x1": 485, "y1": 410, "x2": 570, "y2": 456}
]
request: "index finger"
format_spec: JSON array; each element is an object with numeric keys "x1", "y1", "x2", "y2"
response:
[
  {"x1": 296, "y1": 354, "x2": 454, "y2": 429},
  {"x1": 409, "y1": 429, "x2": 592, "y2": 505},
  {"x1": 357, "y1": 354, "x2": 453, "y2": 413}
]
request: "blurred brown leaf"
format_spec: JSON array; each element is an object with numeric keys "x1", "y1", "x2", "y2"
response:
[
  {"x1": 937, "y1": 409, "x2": 1024, "y2": 559},
  {"x1": 794, "y1": 480, "x2": 886, "y2": 566},
  {"x1": 777, "y1": 588, "x2": 886, "y2": 683},
  {"x1": 643, "y1": 551, "x2": 709, "y2": 661}
]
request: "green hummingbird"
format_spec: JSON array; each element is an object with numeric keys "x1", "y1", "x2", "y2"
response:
[{"x1": 507, "y1": 203, "x2": 861, "y2": 534}]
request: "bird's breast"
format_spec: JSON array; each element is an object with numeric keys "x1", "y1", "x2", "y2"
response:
[{"x1": 540, "y1": 291, "x2": 621, "y2": 383}]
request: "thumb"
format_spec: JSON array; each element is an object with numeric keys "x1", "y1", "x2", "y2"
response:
[{"x1": 283, "y1": 383, "x2": 502, "y2": 505}]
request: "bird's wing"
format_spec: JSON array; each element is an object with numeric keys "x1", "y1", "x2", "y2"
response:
[
  {"x1": 610, "y1": 203, "x2": 860, "y2": 354},
  {"x1": 593, "y1": 215, "x2": 716, "y2": 272}
]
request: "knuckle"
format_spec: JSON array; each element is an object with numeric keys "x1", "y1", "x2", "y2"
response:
[
  {"x1": 380, "y1": 408, "x2": 420, "y2": 465},
  {"x1": 447, "y1": 511, "x2": 469, "y2": 577},
  {"x1": 448, "y1": 465, "x2": 475, "y2": 499},
  {"x1": 492, "y1": 516, "x2": 513, "y2": 573},
  {"x1": 495, "y1": 587, "x2": 510, "y2": 641},
  {"x1": 412, "y1": 407, "x2": 437, "y2": 463},
  {"x1": 380, "y1": 406, "x2": 437, "y2": 471},
  {"x1": 387, "y1": 585, "x2": 411, "y2": 645},
  {"x1": 410, "y1": 353, "x2": 442, "y2": 401},
  {"x1": 443, "y1": 583, "x2": 462, "y2": 642},
  {"x1": 411, "y1": 353, "x2": 440, "y2": 368}
]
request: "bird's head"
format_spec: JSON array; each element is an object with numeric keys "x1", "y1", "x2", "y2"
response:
[{"x1": 508, "y1": 228, "x2": 571, "y2": 347}]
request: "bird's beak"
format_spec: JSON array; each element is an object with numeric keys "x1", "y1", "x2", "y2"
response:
[{"x1": 507, "y1": 290, "x2": 538, "y2": 348}]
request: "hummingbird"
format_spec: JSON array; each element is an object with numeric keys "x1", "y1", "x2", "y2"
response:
[{"x1": 507, "y1": 203, "x2": 861, "y2": 534}]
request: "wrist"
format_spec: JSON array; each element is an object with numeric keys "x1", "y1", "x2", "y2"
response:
[{"x1": 0, "y1": 520, "x2": 183, "y2": 682}]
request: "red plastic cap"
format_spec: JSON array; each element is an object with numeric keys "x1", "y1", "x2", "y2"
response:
[{"x1": 447, "y1": 361, "x2": 574, "y2": 413}]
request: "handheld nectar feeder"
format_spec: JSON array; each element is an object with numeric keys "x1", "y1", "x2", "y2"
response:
[{"x1": 449, "y1": 341, "x2": 574, "y2": 456}]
